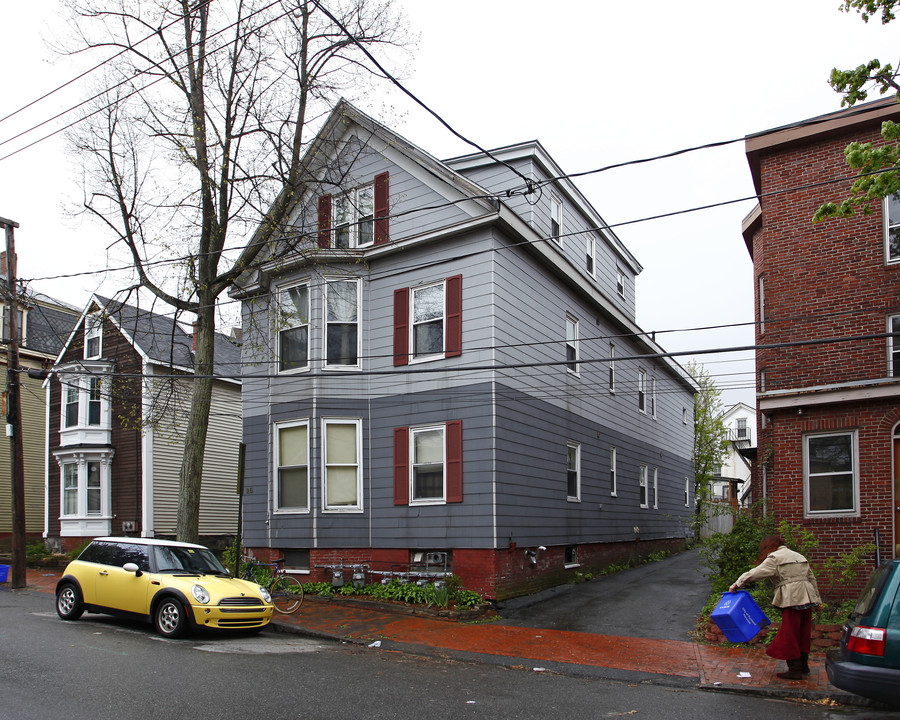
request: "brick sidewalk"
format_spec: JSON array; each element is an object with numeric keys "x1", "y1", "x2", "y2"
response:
[{"x1": 9, "y1": 568, "x2": 861, "y2": 704}]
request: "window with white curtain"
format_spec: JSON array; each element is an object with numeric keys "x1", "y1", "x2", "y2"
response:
[{"x1": 325, "y1": 279, "x2": 360, "y2": 368}]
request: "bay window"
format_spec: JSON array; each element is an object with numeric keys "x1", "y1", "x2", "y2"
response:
[
  {"x1": 324, "y1": 279, "x2": 360, "y2": 368},
  {"x1": 277, "y1": 284, "x2": 309, "y2": 372},
  {"x1": 274, "y1": 421, "x2": 309, "y2": 512}
]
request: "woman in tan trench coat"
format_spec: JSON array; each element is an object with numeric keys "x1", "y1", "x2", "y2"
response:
[{"x1": 729, "y1": 535, "x2": 821, "y2": 680}]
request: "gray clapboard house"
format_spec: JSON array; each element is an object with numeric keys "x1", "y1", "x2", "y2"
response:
[{"x1": 232, "y1": 101, "x2": 698, "y2": 599}]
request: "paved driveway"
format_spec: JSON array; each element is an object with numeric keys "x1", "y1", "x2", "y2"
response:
[{"x1": 497, "y1": 547, "x2": 711, "y2": 641}]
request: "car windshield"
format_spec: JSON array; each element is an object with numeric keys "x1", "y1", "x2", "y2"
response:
[
  {"x1": 852, "y1": 562, "x2": 892, "y2": 618},
  {"x1": 152, "y1": 545, "x2": 229, "y2": 575}
]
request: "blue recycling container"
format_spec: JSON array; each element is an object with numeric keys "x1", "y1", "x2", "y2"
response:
[
  {"x1": 0, "y1": 564, "x2": 9, "y2": 583},
  {"x1": 710, "y1": 590, "x2": 771, "y2": 643}
]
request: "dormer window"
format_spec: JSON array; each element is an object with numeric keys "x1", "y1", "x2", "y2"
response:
[
  {"x1": 85, "y1": 313, "x2": 102, "y2": 359},
  {"x1": 2, "y1": 305, "x2": 25, "y2": 342}
]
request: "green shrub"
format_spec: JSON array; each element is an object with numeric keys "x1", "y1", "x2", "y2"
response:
[{"x1": 301, "y1": 575, "x2": 483, "y2": 609}]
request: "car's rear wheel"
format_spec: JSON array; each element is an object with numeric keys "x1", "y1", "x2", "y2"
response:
[
  {"x1": 56, "y1": 583, "x2": 84, "y2": 620},
  {"x1": 154, "y1": 598, "x2": 189, "y2": 638}
]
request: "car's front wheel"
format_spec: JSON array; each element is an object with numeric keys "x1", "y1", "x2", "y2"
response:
[
  {"x1": 56, "y1": 583, "x2": 84, "y2": 620},
  {"x1": 154, "y1": 598, "x2": 189, "y2": 638}
]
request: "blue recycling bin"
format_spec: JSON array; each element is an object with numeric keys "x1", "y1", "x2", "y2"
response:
[{"x1": 710, "y1": 590, "x2": 771, "y2": 643}]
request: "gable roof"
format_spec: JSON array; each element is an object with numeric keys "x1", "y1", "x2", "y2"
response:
[{"x1": 56, "y1": 294, "x2": 241, "y2": 381}]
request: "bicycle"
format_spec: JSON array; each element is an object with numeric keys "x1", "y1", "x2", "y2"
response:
[{"x1": 241, "y1": 557, "x2": 304, "y2": 614}]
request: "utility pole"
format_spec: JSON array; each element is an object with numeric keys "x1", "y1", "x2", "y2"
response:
[{"x1": 0, "y1": 216, "x2": 25, "y2": 589}]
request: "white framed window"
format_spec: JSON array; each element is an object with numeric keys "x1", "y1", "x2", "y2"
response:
[
  {"x1": 684, "y1": 477, "x2": 691, "y2": 507},
  {"x1": 567, "y1": 442, "x2": 580, "y2": 501},
  {"x1": 652, "y1": 467, "x2": 658, "y2": 509},
  {"x1": 323, "y1": 418, "x2": 362, "y2": 511},
  {"x1": 889, "y1": 314, "x2": 900, "y2": 377},
  {"x1": 333, "y1": 183, "x2": 375, "y2": 249},
  {"x1": 682, "y1": 406, "x2": 688, "y2": 425},
  {"x1": 550, "y1": 195, "x2": 562, "y2": 243},
  {"x1": 54, "y1": 450, "x2": 114, "y2": 536},
  {"x1": 60, "y1": 375, "x2": 110, "y2": 431},
  {"x1": 84, "y1": 312, "x2": 102, "y2": 359},
  {"x1": 608, "y1": 343, "x2": 616, "y2": 392},
  {"x1": 758, "y1": 274, "x2": 766, "y2": 334},
  {"x1": 885, "y1": 194, "x2": 900, "y2": 264},
  {"x1": 637, "y1": 369, "x2": 647, "y2": 413},
  {"x1": 324, "y1": 278, "x2": 360, "y2": 368},
  {"x1": 565, "y1": 315, "x2": 579, "y2": 374},
  {"x1": 616, "y1": 268, "x2": 625, "y2": 298},
  {"x1": 804, "y1": 431, "x2": 858, "y2": 517},
  {"x1": 586, "y1": 236, "x2": 595, "y2": 275},
  {"x1": 736, "y1": 417, "x2": 748, "y2": 440},
  {"x1": 276, "y1": 284, "x2": 309, "y2": 373},
  {"x1": 274, "y1": 420, "x2": 309, "y2": 512},
  {"x1": 2, "y1": 305, "x2": 25, "y2": 342},
  {"x1": 650, "y1": 377, "x2": 657, "y2": 419},
  {"x1": 410, "y1": 425, "x2": 446, "y2": 505},
  {"x1": 639, "y1": 464, "x2": 648, "y2": 508},
  {"x1": 609, "y1": 446, "x2": 617, "y2": 496},
  {"x1": 411, "y1": 281, "x2": 445, "y2": 361}
]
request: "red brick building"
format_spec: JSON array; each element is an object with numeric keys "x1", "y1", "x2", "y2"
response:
[{"x1": 742, "y1": 99, "x2": 900, "y2": 595}]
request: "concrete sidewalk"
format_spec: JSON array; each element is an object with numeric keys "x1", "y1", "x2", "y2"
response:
[{"x1": 11, "y1": 568, "x2": 869, "y2": 707}]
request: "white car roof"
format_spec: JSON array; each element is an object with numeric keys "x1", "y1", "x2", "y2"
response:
[{"x1": 92, "y1": 536, "x2": 208, "y2": 550}]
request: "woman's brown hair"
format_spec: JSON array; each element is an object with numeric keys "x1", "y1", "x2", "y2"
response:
[{"x1": 756, "y1": 535, "x2": 786, "y2": 564}]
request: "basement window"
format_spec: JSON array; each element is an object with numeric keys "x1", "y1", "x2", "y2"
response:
[{"x1": 564, "y1": 546, "x2": 579, "y2": 568}]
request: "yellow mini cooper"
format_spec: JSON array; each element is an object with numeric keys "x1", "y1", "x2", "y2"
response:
[{"x1": 56, "y1": 537, "x2": 274, "y2": 638}]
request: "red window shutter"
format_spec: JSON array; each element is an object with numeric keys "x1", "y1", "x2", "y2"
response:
[
  {"x1": 393, "y1": 287, "x2": 409, "y2": 366},
  {"x1": 317, "y1": 194, "x2": 332, "y2": 248},
  {"x1": 446, "y1": 420, "x2": 463, "y2": 503},
  {"x1": 445, "y1": 274, "x2": 462, "y2": 357},
  {"x1": 374, "y1": 172, "x2": 389, "y2": 245},
  {"x1": 393, "y1": 427, "x2": 410, "y2": 505}
]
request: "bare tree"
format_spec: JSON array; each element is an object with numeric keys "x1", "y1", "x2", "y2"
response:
[{"x1": 63, "y1": 0, "x2": 412, "y2": 542}]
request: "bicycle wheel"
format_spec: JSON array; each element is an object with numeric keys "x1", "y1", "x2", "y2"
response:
[{"x1": 270, "y1": 574, "x2": 303, "y2": 614}]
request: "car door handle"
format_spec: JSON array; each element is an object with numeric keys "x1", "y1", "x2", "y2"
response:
[{"x1": 99, "y1": 571, "x2": 109, "y2": 576}]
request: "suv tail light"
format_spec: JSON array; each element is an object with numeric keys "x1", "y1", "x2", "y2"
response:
[{"x1": 847, "y1": 625, "x2": 886, "y2": 656}]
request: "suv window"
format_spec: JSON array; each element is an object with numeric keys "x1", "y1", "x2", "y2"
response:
[{"x1": 853, "y1": 562, "x2": 892, "y2": 618}]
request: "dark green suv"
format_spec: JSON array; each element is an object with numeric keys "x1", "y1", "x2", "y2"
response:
[{"x1": 826, "y1": 558, "x2": 900, "y2": 707}]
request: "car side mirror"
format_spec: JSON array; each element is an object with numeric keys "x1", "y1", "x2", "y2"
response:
[{"x1": 123, "y1": 562, "x2": 143, "y2": 577}]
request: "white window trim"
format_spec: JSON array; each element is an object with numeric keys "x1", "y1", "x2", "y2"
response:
[
  {"x1": 586, "y1": 236, "x2": 596, "y2": 276},
  {"x1": 322, "y1": 417, "x2": 363, "y2": 512},
  {"x1": 888, "y1": 314, "x2": 900, "y2": 377},
  {"x1": 885, "y1": 195, "x2": 900, "y2": 264},
  {"x1": 409, "y1": 424, "x2": 447, "y2": 506},
  {"x1": 53, "y1": 449, "x2": 115, "y2": 536},
  {"x1": 803, "y1": 430, "x2": 859, "y2": 518},
  {"x1": 84, "y1": 312, "x2": 102, "y2": 359},
  {"x1": 567, "y1": 441, "x2": 581, "y2": 502},
  {"x1": 758, "y1": 274, "x2": 766, "y2": 334},
  {"x1": 684, "y1": 477, "x2": 691, "y2": 508},
  {"x1": 550, "y1": 194, "x2": 563, "y2": 244},
  {"x1": 409, "y1": 280, "x2": 447, "y2": 364},
  {"x1": 637, "y1": 369, "x2": 647, "y2": 413},
  {"x1": 609, "y1": 343, "x2": 616, "y2": 393},
  {"x1": 332, "y1": 182, "x2": 375, "y2": 249},
  {"x1": 610, "y1": 446, "x2": 617, "y2": 497},
  {"x1": 653, "y1": 467, "x2": 658, "y2": 509},
  {"x1": 565, "y1": 314, "x2": 579, "y2": 375},
  {"x1": 59, "y1": 374, "x2": 112, "y2": 433},
  {"x1": 639, "y1": 464, "x2": 648, "y2": 508},
  {"x1": 273, "y1": 419, "x2": 310, "y2": 514},
  {"x1": 323, "y1": 277, "x2": 361, "y2": 370},
  {"x1": 616, "y1": 268, "x2": 625, "y2": 298},
  {"x1": 650, "y1": 377, "x2": 657, "y2": 419},
  {"x1": 276, "y1": 282, "x2": 310, "y2": 375}
]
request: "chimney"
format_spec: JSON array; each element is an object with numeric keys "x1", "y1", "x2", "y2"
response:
[
  {"x1": 0, "y1": 251, "x2": 13, "y2": 277},
  {"x1": 192, "y1": 321, "x2": 198, "y2": 352}
]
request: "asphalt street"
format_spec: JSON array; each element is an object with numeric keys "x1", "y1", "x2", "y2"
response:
[{"x1": 1, "y1": 587, "x2": 890, "y2": 720}]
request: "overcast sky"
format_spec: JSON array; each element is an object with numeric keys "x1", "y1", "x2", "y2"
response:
[{"x1": 1, "y1": 1, "x2": 897, "y2": 408}]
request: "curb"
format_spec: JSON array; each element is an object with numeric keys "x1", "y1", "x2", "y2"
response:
[{"x1": 698, "y1": 682, "x2": 883, "y2": 709}]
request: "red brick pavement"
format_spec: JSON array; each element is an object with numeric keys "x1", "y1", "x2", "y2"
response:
[{"x1": 7, "y1": 569, "x2": 851, "y2": 702}]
